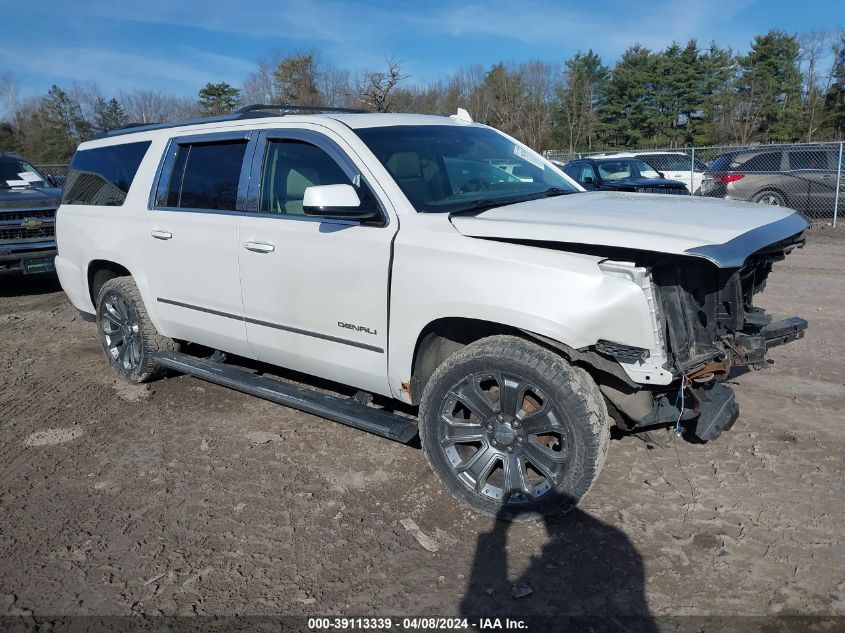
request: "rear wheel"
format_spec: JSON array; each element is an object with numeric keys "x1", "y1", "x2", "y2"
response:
[
  {"x1": 419, "y1": 336, "x2": 610, "y2": 521},
  {"x1": 96, "y1": 277, "x2": 176, "y2": 383},
  {"x1": 753, "y1": 190, "x2": 786, "y2": 206}
]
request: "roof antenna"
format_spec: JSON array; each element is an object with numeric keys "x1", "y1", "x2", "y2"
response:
[{"x1": 450, "y1": 108, "x2": 473, "y2": 123}]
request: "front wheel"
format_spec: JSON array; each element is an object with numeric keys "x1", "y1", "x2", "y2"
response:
[{"x1": 419, "y1": 336, "x2": 610, "y2": 521}]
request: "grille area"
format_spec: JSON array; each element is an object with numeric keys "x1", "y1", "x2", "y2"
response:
[
  {"x1": 0, "y1": 208, "x2": 56, "y2": 222},
  {"x1": 0, "y1": 225, "x2": 55, "y2": 241},
  {"x1": 636, "y1": 187, "x2": 688, "y2": 195}
]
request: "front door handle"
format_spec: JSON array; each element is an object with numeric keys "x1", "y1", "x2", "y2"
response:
[
  {"x1": 150, "y1": 229, "x2": 172, "y2": 240},
  {"x1": 244, "y1": 241, "x2": 275, "y2": 253}
]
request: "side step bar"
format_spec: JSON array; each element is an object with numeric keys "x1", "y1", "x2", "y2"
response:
[{"x1": 150, "y1": 351, "x2": 418, "y2": 444}]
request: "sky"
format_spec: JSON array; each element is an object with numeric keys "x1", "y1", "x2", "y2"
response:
[{"x1": 0, "y1": 0, "x2": 843, "y2": 101}]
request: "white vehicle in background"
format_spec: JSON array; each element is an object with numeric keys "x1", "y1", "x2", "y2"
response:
[
  {"x1": 56, "y1": 105, "x2": 808, "y2": 521},
  {"x1": 594, "y1": 151, "x2": 708, "y2": 194}
]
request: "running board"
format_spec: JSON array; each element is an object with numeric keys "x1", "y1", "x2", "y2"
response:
[{"x1": 150, "y1": 350, "x2": 418, "y2": 444}]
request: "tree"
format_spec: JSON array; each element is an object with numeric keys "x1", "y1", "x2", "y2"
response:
[
  {"x1": 733, "y1": 31, "x2": 802, "y2": 143},
  {"x1": 356, "y1": 57, "x2": 408, "y2": 112},
  {"x1": 553, "y1": 50, "x2": 608, "y2": 152},
  {"x1": 823, "y1": 32, "x2": 845, "y2": 139},
  {"x1": 42, "y1": 85, "x2": 90, "y2": 161},
  {"x1": 597, "y1": 45, "x2": 661, "y2": 147},
  {"x1": 798, "y1": 31, "x2": 833, "y2": 141},
  {"x1": 93, "y1": 96, "x2": 129, "y2": 133},
  {"x1": 272, "y1": 53, "x2": 322, "y2": 105},
  {"x1": 198, "y1": 82, "x2": 242, "y2": 116}
]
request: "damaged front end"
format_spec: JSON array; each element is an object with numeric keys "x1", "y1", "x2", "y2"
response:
[{"x1": 596, "y1": 232, "x2": 807, "y2": 442}]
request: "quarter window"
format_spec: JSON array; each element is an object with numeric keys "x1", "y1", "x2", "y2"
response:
[
  {"x1": 62, "y1": 141, "x2": 151, "y2": 206},
  {"x1": 164, "y1": 140, "x2": 247, "y2": 210}
]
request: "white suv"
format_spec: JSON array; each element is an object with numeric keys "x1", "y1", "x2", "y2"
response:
[{"x1": 56, "y1": 106, "x2": 808, "y2": 519}]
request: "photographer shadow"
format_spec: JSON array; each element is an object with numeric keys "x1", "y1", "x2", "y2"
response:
[{"x1": 460, "y1": 492, "x2": 657, "y2": 632}]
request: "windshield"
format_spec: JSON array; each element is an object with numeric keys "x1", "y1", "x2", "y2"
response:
[
  {"x1": 354, "y1": 125, "x2": 577, "y2": 212},
  {"x1": 0, "y1": 158, "x2": 49, "y2": 189},
  {"x1": 595, "y1": 159, "x2": 660, "y2": 181}
]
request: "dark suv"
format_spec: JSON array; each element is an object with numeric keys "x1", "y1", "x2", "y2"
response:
[
  {"x1": 561, "y1": 157, "x2": 689, "y2": 194},
  {"x1": 0, "y1": 153, "x2": 61, "y2": 274},
  {"x1": 701, "y1": 147, "x2": 843, "y2": 215}
]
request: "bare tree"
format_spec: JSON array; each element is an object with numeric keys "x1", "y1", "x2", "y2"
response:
[
  {"x1": 799, "y1": 31, "x2": 833, "y2": 141},
  {"x1": 356, "y1": 57, "x2": 408, "y2": 112},
  {"x1": 0, "y1": 72, "x2": 18, "y2": 120}
]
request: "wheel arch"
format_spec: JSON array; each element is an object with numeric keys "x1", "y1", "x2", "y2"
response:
[
  {"x1": 404, "y1": 316, "x2": 641, "y2": 407},
  {"x1": 87, "y1": 259, "x2": 132, "y2": 307}
]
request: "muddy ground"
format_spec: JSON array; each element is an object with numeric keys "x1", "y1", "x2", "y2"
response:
[{"x1": 0, "y1": 231, "x2": 843, "y2": 627}]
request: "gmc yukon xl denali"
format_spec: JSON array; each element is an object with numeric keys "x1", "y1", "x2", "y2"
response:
[{"x1": 56, "y1": 105, "x2": 808, "y2": 519}]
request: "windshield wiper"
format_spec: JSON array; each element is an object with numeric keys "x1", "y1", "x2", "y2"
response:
[
  {"x1": 447, "y1": 198, "x2": 515, "y2": 217},
  {"x1": 543, "y1": 187, "x2": 575, "y2": 197}
]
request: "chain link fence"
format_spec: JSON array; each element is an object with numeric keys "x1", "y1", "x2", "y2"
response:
[
  {"x1": 545, "y1": 141, "x2": 845, "y2": 226},
  {"x1": 34, "y1": 163, "x2": 69, "y2": 185},
  {"x1": 39, "y1": 143, "x2": 845, "y2": 225}
]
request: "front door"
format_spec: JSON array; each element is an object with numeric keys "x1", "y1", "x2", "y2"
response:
[
  {"x1": 145, "y1": 132, "x2": 254, "y2": 357},
  {"x1": 237, "y1": 129, "x2": 397, "y2": 396}
]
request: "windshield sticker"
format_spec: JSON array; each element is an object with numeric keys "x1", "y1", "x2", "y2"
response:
[
  {"x1": 513, "y1": 145, "x2": 545, "y2": 169},
  {"x1": 18, "y1": 171, "x2": 42, "y2": 183}
]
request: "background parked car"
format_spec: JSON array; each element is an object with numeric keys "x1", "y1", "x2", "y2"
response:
[
  {"x1": 0, "y1": 152, "x2": 61, "y2": 274},
  {"x1": 560, "y1": 157, "x2": 689, "y2": 195},
  {"x1": 700, "y1": 147, "x2": 844, "y2": 215},
  {"x1": 593, "y1": 151, "x2": 707, "y2": 193}
]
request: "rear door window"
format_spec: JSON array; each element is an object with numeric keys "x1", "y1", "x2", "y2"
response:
[
  {"x1": 62, "y1": 141, "x2": 151, "y2": 206},
  {"x1": 164, "y1": 140, "x2": 248, "y2": 210},
  {"x1": 787, "y1": 151, "x2": 828, "y2": 170}
]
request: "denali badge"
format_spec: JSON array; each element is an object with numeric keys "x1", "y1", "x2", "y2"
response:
[{"x1": 338, "y1": 322, "x2": 377, "y2": 336}]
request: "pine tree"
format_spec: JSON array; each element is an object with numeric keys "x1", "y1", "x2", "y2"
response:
[
  {"x1": 272, "y1": 54, "x2": 322, "y2": 106},
  {"x1": 597, "y1": 45, "x2": 660, "y2": 147},
  {"x1": 93, "y1": 96, "x2": 129, "y2": 132},
  {"x1": 823, "y1": 33, "x2": 845, "y2": 139},
  {"x1": 197, "y1": 82, "x2": 242, "y2": 116},
  {"x1": 42, "y1": 85, "x2": 89, "y2": 162},
  {"x1": 735, "y1": 31, "x2": 802, "y2": 142},
  {"x1": 553, "y1": 50, "x2": 608, "y2": 152}
]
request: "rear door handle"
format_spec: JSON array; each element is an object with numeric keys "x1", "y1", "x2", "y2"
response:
[
  {"x1": 244, "y1": 241, "x2": 275, "y2": 253},
  {"x1": 150, "y1": 229, "x2": 172, "y2": 240}
]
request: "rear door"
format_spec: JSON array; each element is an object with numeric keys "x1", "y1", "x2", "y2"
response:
[
  {"x1": 236, "y1": 127, "x2": 397, "y2": 395},
  {"x1": 145, "y1": 131, "x2": 255, "y2": 356}
]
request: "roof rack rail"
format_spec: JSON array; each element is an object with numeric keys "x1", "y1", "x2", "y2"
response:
[
  {"x1": 97, "y1": 104, "x2": 366, "y2": 139},
  {"x1": 236, "y1": 104, "x2": 366, "y2": 115}
]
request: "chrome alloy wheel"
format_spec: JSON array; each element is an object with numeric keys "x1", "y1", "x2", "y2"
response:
[
  {"x1": 100, "y1": 292, "x2": 142, "y2": 371},
  {"x1": 436, "y1": 371, "x2": 572, "y2": 505}
]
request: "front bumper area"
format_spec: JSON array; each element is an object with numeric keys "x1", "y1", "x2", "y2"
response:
[{"x1": 0, "y1": 240, "x2": 57, "y2": 272}]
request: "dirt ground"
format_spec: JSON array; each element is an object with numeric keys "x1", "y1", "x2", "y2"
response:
[{"x1": 0, "y1": 231, "x2": 843, "y2": 627}]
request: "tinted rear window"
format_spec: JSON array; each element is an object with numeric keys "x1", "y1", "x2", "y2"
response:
[
  {"x1": 62, "y1": 141, "x2": 151, "y2": 206},
  {"x1": 736, "y1": 153, "x2": 782, "y2": 172},
  {"x1": 164, "y1": 140, "x2": 247, "y2": 210}
]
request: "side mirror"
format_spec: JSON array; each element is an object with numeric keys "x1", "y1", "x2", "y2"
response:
[
  {"x1": 582, "y1": 176, "x2": 595, "y2": 185},
  {"x1": 658, "y1": 171, "x2": 666, "y2": 178},
  {"x1": 303, "y1": 184, "x2": 378, "y2": 221}
]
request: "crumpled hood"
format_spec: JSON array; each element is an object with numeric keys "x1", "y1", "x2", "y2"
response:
[{"x1": 450, "y1": 191, "x2": 808, "y2": 268}]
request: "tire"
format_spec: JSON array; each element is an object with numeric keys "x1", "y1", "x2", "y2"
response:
[
  {"x1": 96, "y1": 276, "x2": 177, "y2": 383},
  {"x1": 753, "y1": 190, "x2": 786, "y2": 206},
  {"x1": 419, "y1": 335, "x2": 610, "y2": 521}
]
